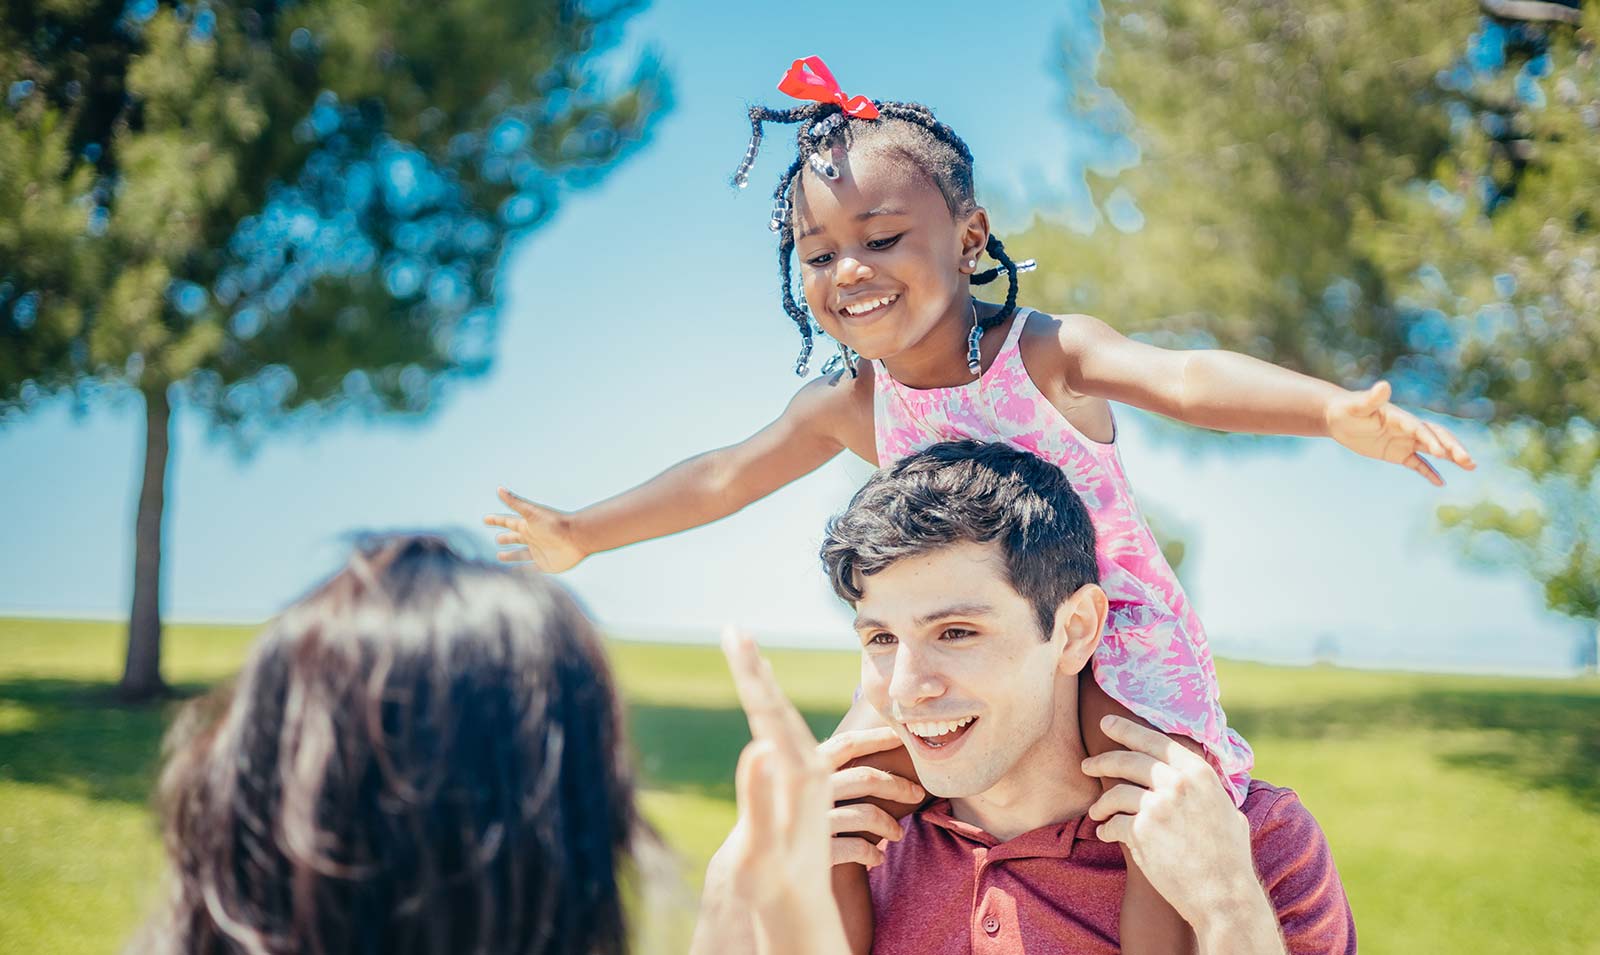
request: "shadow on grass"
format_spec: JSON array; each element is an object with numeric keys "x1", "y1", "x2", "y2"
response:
[
  {"x1": 626, "y1": 702, "x2": 848, "y2": 802},
  {"x1": 6, "y1": 674, "x2": 1592, "y2": 815},
  {"x1": 0, "y1": 676, "x2": 847, "y2": 810},
  {"x1": 0, "y1": 678, "x2": 211, "y2": 805},
  {"x1": 1228, "y1": 687, "x2": 1600, "y2": 813}
]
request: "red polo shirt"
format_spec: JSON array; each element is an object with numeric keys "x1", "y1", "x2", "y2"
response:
[{"x1": 867, "y1": 779, "x2": 1355, "y2": 954}]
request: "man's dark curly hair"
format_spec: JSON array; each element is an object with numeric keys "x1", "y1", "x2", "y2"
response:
[{"x1": 820, "y1": 440, "x2": 1099, "y2": 637}]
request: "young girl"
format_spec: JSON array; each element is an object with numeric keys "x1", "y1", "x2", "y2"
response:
[{"x1": 485, "y1": 56, "x2": 1474, "y2": 952}]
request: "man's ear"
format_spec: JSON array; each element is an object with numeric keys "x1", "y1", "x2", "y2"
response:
[{"x1": 1051, "y1": 583, "x2": 1107, "y2": 675}]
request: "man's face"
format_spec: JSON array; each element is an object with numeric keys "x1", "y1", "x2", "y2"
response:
[{"x1": 853, "y1": 541, "x2": 1081, "y2": 799}]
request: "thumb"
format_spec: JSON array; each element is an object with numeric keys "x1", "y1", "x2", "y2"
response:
[
  {"x1": 498, "y1": 486, "x2": 538, "y2": 517},
  {"x1": 1358, "y1": 380, "x2": 1391, "y2": 411}
]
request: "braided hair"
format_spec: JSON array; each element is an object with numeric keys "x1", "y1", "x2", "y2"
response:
[{"x1": 731, "y1": 100, "x2": 1027, "y2": 376}]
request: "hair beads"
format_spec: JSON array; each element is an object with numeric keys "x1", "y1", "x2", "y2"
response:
[
  {"x1": 769, "y1": 195, "x2": 791, "y2": 233},
  {"x1": 807, "y1": 151, "x2": 839, "y2": 180},
  {"x1": 966, "y1": 301, "x2": 983, "y2": 377}
]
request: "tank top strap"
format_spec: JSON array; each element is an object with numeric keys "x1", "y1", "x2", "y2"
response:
[{"x1": 991, "y1": 306, "x2": 1031, "y2": 371}]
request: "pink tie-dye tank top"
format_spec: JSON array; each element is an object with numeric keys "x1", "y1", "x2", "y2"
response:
[{"x1": 873, "y1": 308, "x2": 1253, "y2": 803}]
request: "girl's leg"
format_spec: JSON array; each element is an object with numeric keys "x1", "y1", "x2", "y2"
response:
[{"x1": 1079, "y1": 669, "x2": 1197, "y2": 955}]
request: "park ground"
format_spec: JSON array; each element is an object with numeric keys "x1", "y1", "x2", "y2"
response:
[{"x1": 1, "y1": 617, "x2": 1597, "y2": 954}]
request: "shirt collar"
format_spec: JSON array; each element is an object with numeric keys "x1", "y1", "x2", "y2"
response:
[{"x1": 915, "y1": 798, "x2": 1102, "y2": 861}]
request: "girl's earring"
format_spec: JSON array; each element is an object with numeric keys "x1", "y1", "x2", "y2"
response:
[
  {"x1": 966, "y1": 301, "x2": 982, "y2": 377},
  {"x1": 965, "y1": 258, "x2": 976, "y2": 271}
]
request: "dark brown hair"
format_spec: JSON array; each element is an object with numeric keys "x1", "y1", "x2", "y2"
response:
[
  {"x1": 820, "y1": 440, "x2": 1099, "y2": 636},
  {"x1": 142, "y1": 535, "x2": 645, "y2": 955}
]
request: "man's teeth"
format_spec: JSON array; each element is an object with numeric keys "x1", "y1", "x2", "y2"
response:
[
  {"x1": 906, "y1": 715, "x2": 976, "y2": 739},
  {"x1": 841, "y1": 294, "x2": 899, "y2": 316}
]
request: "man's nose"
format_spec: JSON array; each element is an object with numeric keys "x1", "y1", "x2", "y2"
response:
[{"x1": 888, "y1": 645, "x2": 945, "y2": 711}]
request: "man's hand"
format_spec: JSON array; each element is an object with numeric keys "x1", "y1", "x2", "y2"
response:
[
  {"x1": 1325, "y1": 380, "x2": 1475, "y2": 486},
  {"x1": 820, "y1": 728, "x2": 925, "y2": 868},
  {"x1": 1082, "y1": 715, "x2": 1286, "y2": 955},
  {"x1": 483, "y1": 487, "x2": 587, "y2": 572}
]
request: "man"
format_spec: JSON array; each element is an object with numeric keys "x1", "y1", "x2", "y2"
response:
[{"x1": 696, "y1": 440, "x2": 1355, "y2": 954}]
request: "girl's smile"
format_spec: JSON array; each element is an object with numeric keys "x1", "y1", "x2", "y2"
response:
[{"x1": 836, "y1": 291, "x2": 901, "y2": 326}]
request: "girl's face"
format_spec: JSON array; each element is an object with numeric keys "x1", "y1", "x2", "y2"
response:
[{"x1": 792, "y1": 149, "x2": 987, "y2": 361}]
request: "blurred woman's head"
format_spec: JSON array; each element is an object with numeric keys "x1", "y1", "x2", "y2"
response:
[{"x1": 147, "y1": 535, "x2": 642, "y2": 955}]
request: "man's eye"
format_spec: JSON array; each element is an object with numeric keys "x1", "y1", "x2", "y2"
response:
[
  {"x1": 806, "y1": 252, "x2": 835, "y2": 266},
  {"x1": 867, "y1": 632, "x2": 897, "y2": 647},
  {"x1": 866, "y1": 233, "x2": 904, "y2": 251},
  {"x1": 941, "y1": 628, "x2": 975, "y2": 641}
]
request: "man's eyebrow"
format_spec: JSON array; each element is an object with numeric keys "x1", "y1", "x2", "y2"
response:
[
  {"x1": 852, "y1": 603, "x2": 996, "y2": 632},
  {"x1": 795, "y1": 206, "x2": 910, "y2": 242}
]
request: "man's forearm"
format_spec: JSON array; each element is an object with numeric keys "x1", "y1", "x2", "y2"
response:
[{"x1": 1190, "y1": 879, "x2": 1287, "y2": 955}]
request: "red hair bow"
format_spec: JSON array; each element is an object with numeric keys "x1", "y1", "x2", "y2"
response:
[{"x1": 777, "y1": 56, "x2": 880, "y2": 120}]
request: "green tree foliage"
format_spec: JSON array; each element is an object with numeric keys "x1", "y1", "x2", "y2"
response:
[
  {"x1": 0, "y1": 0, "x2": 669, "y2": 698},
  {"x1": 1025, "y1": 0, "x2": 1599, "y2": 665}
]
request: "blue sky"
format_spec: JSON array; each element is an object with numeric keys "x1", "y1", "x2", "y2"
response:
[{"x1": 0, "y1": 0, "x2": 1587, "y2": 674}]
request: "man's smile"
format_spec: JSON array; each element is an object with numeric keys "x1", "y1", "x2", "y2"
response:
[{"x1": 903, "y1": 715, "x2": 979, "y2": 756}]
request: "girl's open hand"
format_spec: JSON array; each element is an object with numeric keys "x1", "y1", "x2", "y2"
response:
[
  {"x1": 483, "y1": 487, "x2": 587, "y2": 572},
  {"x1": 1325, "y1": 381, "x2": 1476, "y2": 486}
]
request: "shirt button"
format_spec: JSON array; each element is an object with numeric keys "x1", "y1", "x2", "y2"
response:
[{"x1": 982, "y1": 916, "x2": 1000, "y2": 935}]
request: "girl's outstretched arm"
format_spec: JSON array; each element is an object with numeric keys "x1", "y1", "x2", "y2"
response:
[
  {"x1": 1052, "y1": 314, "x2": 1476, "y2": 485},
  {"x1": 486, "y1": 366, "x2": 876, "y2": 571}
]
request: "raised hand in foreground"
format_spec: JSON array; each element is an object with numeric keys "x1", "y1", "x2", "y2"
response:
[{"x1": 716, "y1": 629, "x2": 852, "y2": 955}]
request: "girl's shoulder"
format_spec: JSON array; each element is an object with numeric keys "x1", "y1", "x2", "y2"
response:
[
  {"x1": 787, "y1": 356, "x2": 875, "y2": 439},
  {"x1": 1015, "y1": 308, "x2": 1108, "y2": 388}
]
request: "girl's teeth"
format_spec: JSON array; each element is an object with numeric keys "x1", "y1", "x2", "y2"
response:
[{"x1": 844, "y1": 294, "x2": 898, "y2": 316}]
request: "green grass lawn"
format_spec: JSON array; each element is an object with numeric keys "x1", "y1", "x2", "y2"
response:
[{"x1": 2, "y1": 617, "x2": 1597, "y2": 954}]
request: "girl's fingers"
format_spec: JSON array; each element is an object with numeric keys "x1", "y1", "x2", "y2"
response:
[
  {"x1": 817, "y1": 726, "x2": 908, "y2": 770},
  {"x1": 1412, "y1": 420, "x2": 1449, "y2": 458},
  {"x1": 1095, "y1": 813, "x2": 1134, "y2": 847},
  {"x1": 497, "y1": 487, "x2": 537, "y2": 518},
  {"x1": 828, "y1": 803, "x2": 904, "y2": 843},
  {"x1": 1432, "y1": 422, "x2": 1477, "y2": 469},
  {"x1": 483, "y1": 513, "x2": 513, "y2": 528},
  {"x1": 829, "y1": 765, "x2": 926, "y2": 805},
  {"x1": 496, "y1": 547, "x2": 532, "y2": 562},
  {"x1": 495, "y1": 532, "x2": 521, "y2": 546},
  {"x1": 1088, "y1": 783, "x2": 1151, "y2": 822},
  {"x1": 1405, "y1": 453, "x2": 1444, "y2": 487},
  {"x1": 831, "y1": 835, "x2": 887, "y2": 869}
]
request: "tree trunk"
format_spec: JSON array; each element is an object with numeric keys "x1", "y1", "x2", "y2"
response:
[
  {"x1": 119, "y1": 385, "x2": 172, "y2": 701},
  {"x1": 1591, "y1": 620, "x2": 1599, "y2": 676}
]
